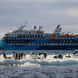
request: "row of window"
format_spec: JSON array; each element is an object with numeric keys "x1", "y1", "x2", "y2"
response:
[
  {"x1": 49, "y1": 39, "x2": 78, "y2": 43},
  {"x1": 5, "y1": 39, "x2": 78, "y2": 43},
  {"x1": 57, "y1": 36, "x2": 78, "y2": 39},
  {"x1": 7, "y1": 43, "x2": 78, "y2": 46},
  {"x1": 9, "y1": 34, "x2": 43, "y2": 38},
  {"x1": 5, "y1": 36, "x2": 43, "y2": 40}
]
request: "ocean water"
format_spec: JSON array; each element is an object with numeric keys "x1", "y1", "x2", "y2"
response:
[{"x1": 0, "y1": 50, "x2": 78, "y2": 78}]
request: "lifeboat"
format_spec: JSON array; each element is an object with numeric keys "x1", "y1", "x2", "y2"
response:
[
  {"x1": 62, "y1": 33, "x2": 70, "y2": 37},
  {"x1": 46, "y1": 34, "x2": 56, "y2": 38}
]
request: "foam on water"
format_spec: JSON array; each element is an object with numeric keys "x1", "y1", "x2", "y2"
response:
[{"x1": 0, "y1": 54, "x2": 78, "y2": 67}]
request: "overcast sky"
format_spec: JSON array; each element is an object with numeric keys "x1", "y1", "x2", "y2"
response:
[{"x1": 0, "y1": 0, "x2": 78, "y2": 35}]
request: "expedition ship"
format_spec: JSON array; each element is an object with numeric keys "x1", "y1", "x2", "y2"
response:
[{"x1": 0, "y1": 25, "x2": 78, "y2": 50}]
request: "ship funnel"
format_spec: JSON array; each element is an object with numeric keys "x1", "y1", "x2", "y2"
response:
[{"x1": 54, "y1": 25, "x2": 62, "y2": 35}]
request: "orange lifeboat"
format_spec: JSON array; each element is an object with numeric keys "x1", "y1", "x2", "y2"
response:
[
  {"x1": 46, "y1": 34, "x2": 56, "y2": 38},
  {"x1": 62, "y1": 33, "x2": 70, "y2": 37}
]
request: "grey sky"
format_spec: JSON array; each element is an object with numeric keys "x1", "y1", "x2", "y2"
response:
[{"x1": 0, "y1": 0, "x2": 78, "y2": 35}]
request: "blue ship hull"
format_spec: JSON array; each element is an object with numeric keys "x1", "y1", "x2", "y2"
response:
[{"x1": 0, "y1": 41, "x2": 78, "y2": 50}]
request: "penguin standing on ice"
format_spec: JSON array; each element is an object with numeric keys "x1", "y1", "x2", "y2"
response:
[
  {"x1": 3, "y1": 53, "x2": 6, "y2": 58},
  {"x1": 38, "y1": 52, "x2": 47, "y2": 59}
]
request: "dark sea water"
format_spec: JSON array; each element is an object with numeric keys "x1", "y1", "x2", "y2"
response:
[{"x1": 0, "y1": 50, "x2": 78, "y2": 78}]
